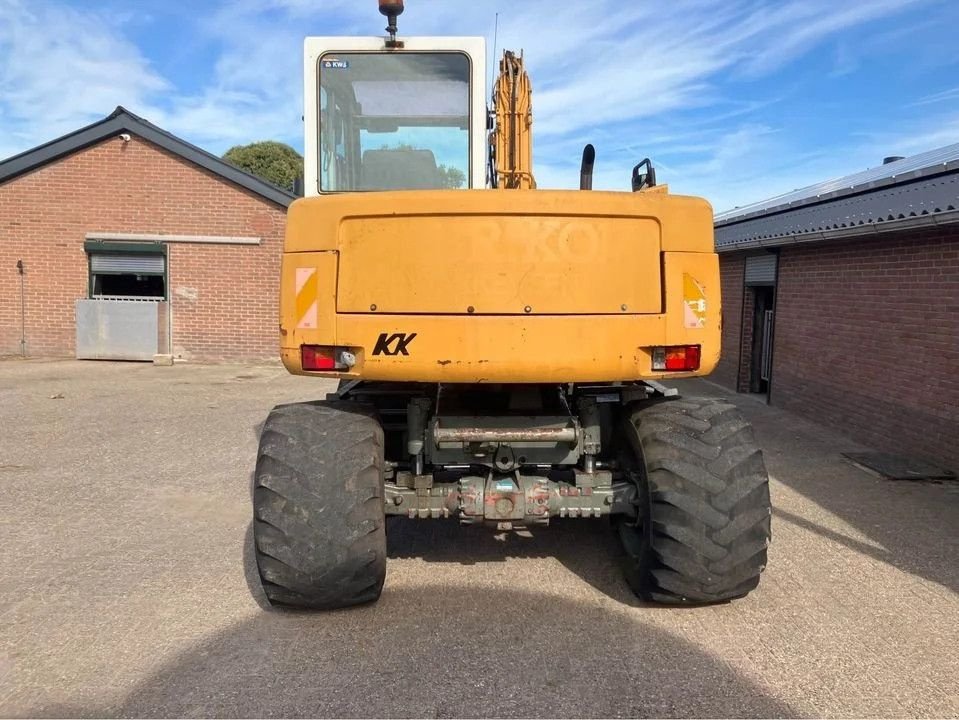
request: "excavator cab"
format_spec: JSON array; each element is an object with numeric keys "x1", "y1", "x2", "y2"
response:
[{"x1": 304, "y1": 36, "x2": 486, "y2": 194}]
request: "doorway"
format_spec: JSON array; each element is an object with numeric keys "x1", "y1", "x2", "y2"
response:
[
  {"x1": 749, "y1": 286, "x2": 775, "y2": 394},
  {"x1": 742, "y1": 251, "x2": 778, "y2": 398}
]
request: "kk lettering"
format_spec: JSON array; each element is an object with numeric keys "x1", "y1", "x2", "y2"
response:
[{"x1": 372, "y1": 333, "x2": 417, "y2": 356}]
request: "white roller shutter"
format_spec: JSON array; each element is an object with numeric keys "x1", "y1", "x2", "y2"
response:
[{"x1": 90, "y1": 253, "x2": 165, "y2": 274}]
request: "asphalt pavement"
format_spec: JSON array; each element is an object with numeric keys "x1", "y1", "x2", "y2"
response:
[{"x1": 0, "y1": 359, "x2": 956, "y2": 718}]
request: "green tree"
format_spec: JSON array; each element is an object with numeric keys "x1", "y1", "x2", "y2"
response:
[
  {"x1": 222, "y1": 141, "x2": 303, "y2": 191},
  {"x1": 379, "y1": 143, "x2": 467, "y2": 188},
  {"x1": 436, "y1": 164, "x2": 466, "y2": 189}
]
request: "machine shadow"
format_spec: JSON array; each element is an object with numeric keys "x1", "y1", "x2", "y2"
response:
[
  {"x1": 385, "y1": 516, "x2": 641, "y2": 606},
  {"x1": 34, "y1": 585, "x2": 798, "y2": 719},
  {"x1": 243, "y1": 517, "x2": 639, "y2": 610}
]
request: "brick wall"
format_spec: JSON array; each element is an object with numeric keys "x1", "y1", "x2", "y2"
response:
[
  {"x1": 712, "y1": 252, "x2": 744, "y2": 390},
  {"x1": 0, "y1": 136, "x2": 286, "y2": 361},
  {"x1": 772, "y1": 229, "x2": 959, "y2": 469}
]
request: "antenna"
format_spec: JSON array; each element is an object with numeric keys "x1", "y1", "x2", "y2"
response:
[
  {"x1": 486, "y1": 12, "x2": 500, "y2": 188},
  {"x1": 490, "y1": 12, "x2": 499, "y2": 99}
]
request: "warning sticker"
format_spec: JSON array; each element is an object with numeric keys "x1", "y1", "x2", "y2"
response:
[
  {"x1": 295, "y1": 267, "x2": 318, "y2": 329},
  {"x1": 683, "y1": 274, "x2": 707, "y2": 329}
]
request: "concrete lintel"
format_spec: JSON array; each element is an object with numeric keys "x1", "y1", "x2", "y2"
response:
[{"x1": 86, "y1": 232, "x2": 261, "y2": 246}]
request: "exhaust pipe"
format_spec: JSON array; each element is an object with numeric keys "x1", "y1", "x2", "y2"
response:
[{"x1": 580, "y1": 144, "x2": 595, "y2": 190}]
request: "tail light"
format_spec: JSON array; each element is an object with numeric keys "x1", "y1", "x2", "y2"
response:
[
  {"x1": 651, "y1": 345, "x2": 701, "y2": 372},
  {"x1": 301, "y1": 345, "x2": 355, "y2": 371}
]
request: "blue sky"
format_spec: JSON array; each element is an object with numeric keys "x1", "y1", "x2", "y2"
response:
[{"x1": 1, "y1": 0, "x2": 958, "y2": 212}]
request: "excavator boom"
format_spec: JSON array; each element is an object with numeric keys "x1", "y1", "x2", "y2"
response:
[{"x1": 491, "y1": 50, "x2": 536, "y2": 189}]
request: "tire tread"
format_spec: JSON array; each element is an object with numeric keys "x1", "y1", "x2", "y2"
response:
[
  {"x1": 252, "y1": 401, "x2": 386, "y2": 610},
  {"x1": 621, "y1": 397, "x2": 771, "y2": 604}
]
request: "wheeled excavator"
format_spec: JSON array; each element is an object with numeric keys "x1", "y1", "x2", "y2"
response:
[{"x1": 252, "y1": 0, "x2": 772, "y2": 609}]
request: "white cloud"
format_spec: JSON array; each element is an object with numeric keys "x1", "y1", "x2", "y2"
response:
[
  {"x1": 1, "y1": 0, "x2": 955, "y2": 213},
  {"x1": 729, "y1": 0, "x2": 924, "y2": 77},
  {"x1": 156, "y1": 0, "x2": 931, "y2": 147},
  {"x1": 911, "y1": 86, "x2": 959, "y2": 107},
  {"x1": 666, "y1": 110, "x2": 959, "y2": 214},
  {"x1": 0, "y1": 0, "x2": 168, "y2": 158}
]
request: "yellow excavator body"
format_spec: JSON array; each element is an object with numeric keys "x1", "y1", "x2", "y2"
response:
[
  {"x1": 280, "y1": 188, "x2": 719, "y2": 383},
  {"x1": 282, "y1": 34, "x2": 720, "y2": 384}
]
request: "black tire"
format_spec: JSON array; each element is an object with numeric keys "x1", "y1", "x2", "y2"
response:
[
  {"x1": 617, "y1": 397, "x2": 771, "y2": 604},
  {"x1": 253, "y1": 401, "x2": 386, "y2": 610}
]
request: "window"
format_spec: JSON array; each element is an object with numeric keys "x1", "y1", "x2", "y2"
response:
[
  {"x1": 319, "y1": 52, "x2": 471, "y2": 191},
  {"x1": 85, "y1": 242, "x2": 167, "y2": 300}
]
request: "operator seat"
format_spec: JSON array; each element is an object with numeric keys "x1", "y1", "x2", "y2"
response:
[{"x1": 361, "y1": 148, "x2": 439, "y2": 190}]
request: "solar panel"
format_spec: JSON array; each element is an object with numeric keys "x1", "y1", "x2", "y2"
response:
[{"x1": 715, "y1": 142, "x2": 959, "y2": 224}]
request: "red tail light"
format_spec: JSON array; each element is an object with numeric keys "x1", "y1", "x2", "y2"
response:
[
  {"x1": 301, "y1": 345, "x2": 337, "y2": 370},
  {"x1": 301, "y1": 345, "x2": 357, "y2": 371},
  {"x1": 652, "y1": 345, "x2": 701, "y2": 372}
]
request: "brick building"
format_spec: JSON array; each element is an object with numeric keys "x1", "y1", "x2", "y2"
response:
[
  {"x1": 0, "y1": 107, "x2": 294, "y2": 362},
  {"x1": 713, "y1": 145, "x2": 959, "y2": 469}
]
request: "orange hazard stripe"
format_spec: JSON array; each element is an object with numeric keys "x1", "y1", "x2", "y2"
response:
[{"x1": 295, "y1": 267, "x2": 318, "y2": 329}]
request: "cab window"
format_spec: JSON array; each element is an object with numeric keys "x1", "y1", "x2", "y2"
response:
[{"x1": 319, "y1": 52, "x2": 470, "y2": 191}]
